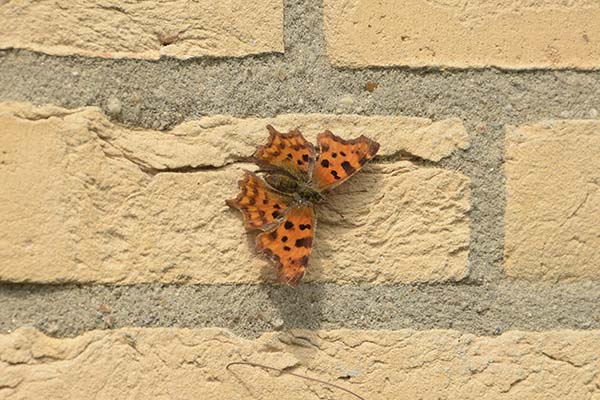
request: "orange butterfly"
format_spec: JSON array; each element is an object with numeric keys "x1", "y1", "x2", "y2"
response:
[{"x1": 227, "y1": 125, "x2": 380, "y2": 286}]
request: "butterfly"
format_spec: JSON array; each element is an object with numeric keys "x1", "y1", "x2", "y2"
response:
[{"x1": 226, "y1": 125, "x2": 380, "y2": 286}]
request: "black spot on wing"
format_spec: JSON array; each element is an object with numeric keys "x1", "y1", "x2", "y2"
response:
[
  {"x1": 282, "y1": 235, "x2": 288, "y2": 242},
  {"x1": 294, "y1": 237, "x2": 313, "y2": 248},
  {"x1": 321, "y1": 159, "x2": 329, "y2": 168},
  {"x1": 299, "y1": 224, "x2": 311, "y2": 230},
  {"x1": 283, "y1": 246, "x2": 291, "y2": 251},
  {"x1": 284, "y1": 221, "x2": 294, "y2": 230},
  {"x1": 341, "y1": 161, "x2": 356, "y2": 175}
]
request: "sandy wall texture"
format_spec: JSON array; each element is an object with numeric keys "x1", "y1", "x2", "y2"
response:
[{"x1": 0, "y1": 1, "x2": 599, "y2": 399}]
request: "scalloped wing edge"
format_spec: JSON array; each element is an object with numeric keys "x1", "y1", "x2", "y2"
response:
[{"x1": 226, "y1": 170, "x2": 291, "y2": 231}]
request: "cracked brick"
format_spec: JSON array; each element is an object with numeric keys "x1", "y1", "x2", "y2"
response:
[
  {"x1": 0, "y1": 327, "x2": 598, "y2": 399},
  {"x1": 0, "y1": 102, "x2": 470, "y2": 285}
]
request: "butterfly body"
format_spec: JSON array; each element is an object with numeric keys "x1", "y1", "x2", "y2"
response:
[
  {"x1": 227, "y1": 125, "x2": 379, "y2": 286},
  {"x1": 263, "y1": 172, "x2": 325, "y2": 204}
]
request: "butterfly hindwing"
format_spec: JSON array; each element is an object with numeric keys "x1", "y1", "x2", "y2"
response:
[
  {"x1": 255, "y1": 125, "x2": 316, "y2": 179},
  {"x1": 255, "y1": 205, "x2": 315, "y2": 286},
  {"x1": 312, "y1": 130, "x2": 379, "y2": 190},
  {"x1": 226, "y1": 171, "x2": 290, "y2": 231}
]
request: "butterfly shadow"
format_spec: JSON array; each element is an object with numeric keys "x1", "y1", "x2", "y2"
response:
[
  {"x1": 259, "y1": 168, "x2": 386, "y2": 381},
  {"x1": 256, "y1": 280, "x2": 326, "y2": 375},
  {"x1": 257, "y1": 266, "x2": 325, "y2": 333},
  {"x1": 252, "y1": 236, "x2": 327, "y2": 368}
]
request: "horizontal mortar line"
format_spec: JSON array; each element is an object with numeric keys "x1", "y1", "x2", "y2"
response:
[
  {"x1": 2, "y1": 48, "x2": 600, "y2": 82},
  {"x1": 4, "y1": 47, "x2": 600, "y2": 74},
  {"x1": 1, "y1": 282, "x2": 598, "y2": 338},
  {"x1": 0, "y1": 49, "x2": 600, "y2": 87},
  {"x1": 0, "y1": 47, "x2": 600, "y2": 76},
  {"x1": 0, "y1": 64, "x2": 597, "y2": 131},
  {"x1": 1, "y1": 84, "x2": 596, "y2": 134}
]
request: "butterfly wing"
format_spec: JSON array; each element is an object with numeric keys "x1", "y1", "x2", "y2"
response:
[
  {"x1": 226, "y1": 171, "x2": 290, "y2": 231},
  {"x1": 312, "y1": 130, "x2": 380, "y2": 190},
  {"x1": 255, "y1": 204, "x2": 315, "y2": 286},
  {"x1": 255, "y1": 125, "x2": 316, "y2": 180}
]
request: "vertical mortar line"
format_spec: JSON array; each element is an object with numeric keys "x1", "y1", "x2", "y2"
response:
[{"x1": 438, "y1": 119, "x2": 508, "y2": 285}]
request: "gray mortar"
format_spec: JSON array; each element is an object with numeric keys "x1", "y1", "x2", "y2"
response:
[
  {"x1": 1, "y1": 283, "x2": 599, "y2": 338},
  {"x1": 0, "y1": 0, "x2": 599, "y2": 337}
]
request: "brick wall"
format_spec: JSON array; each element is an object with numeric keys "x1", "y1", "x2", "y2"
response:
[{"x1": 0, "y1": 1, "x2": 599, "y2": 399}]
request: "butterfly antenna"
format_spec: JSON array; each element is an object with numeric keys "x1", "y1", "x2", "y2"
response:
[{"x1": 226, "y1": 361, "x2": 366, "y2": 400}]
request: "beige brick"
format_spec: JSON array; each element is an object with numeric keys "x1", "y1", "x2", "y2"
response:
[
  {"x1": 0, "y1": 0, "x2": 283, "y2": 59},
  {"x1": 505, "y1": 121, "x2": 600, "y2": 281},
  {"x1": 0, "y1": 102, "x2": 470, "y2": 284},
  {"x1": 1, "y1": 327, "x2": 599, "y2": 399},
  {"x1": 99, "y1": 113, "x2": 470, "y2": 167},
  {"x1": 324, "y1": 0, "x2": 600, "y2": 69}
]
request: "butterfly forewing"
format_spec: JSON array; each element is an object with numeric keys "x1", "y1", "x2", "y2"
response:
[
  {"x1": 254, "y1": 125, "x2": 316, "y2": 180},
  {"x1": 255, "y1": 205, "x2": 315, "y2": 286},
  {"x1": 226, "y1": 171, "x2": 290, "y2": 231},
  {"x1": 312, "y1": 130, "x2": 379, "y2": 190}
]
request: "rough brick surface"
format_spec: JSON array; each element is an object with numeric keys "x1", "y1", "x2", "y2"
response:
[
  {"x1": 505, "y1": 120, "x2": 600, "y2": 281},
  {"x1": 324, "y1": 0, "x2": 600, "y2": 69},
  {"x1": 0, "y1": 102, "x2": 470, "y2": 284},
  {"x1": 0, "y1": 0, "x2": 283, "y2": 59},
  {"x1": 1, "y1": 327, "x2": 598, "y2": 399},
  {"x1": 92, "y1": 113, "x2": 470, "y2": 169}
]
